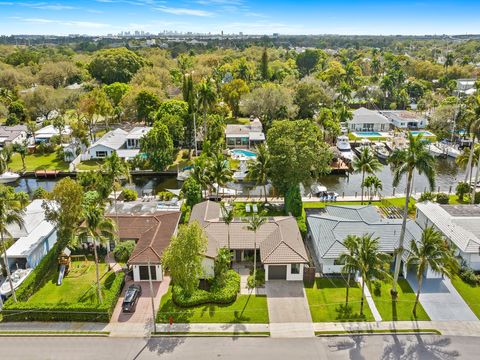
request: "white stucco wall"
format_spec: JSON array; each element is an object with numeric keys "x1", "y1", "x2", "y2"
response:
[
  {"x1": 202, "y1": 257, "x2": 215, "y2": 279},
  {"x1": 132, "y1": 264, "x2": 163, "y2": 282},
  {"x1": 89, "y1": 144, "x2": 114, "y2": 159},
  {"x1": 320, "y1": 259, "x2": 344, "y2": 274},
  {"x1": 264, "y1": 263, "x2": 305, "y2": 281}
]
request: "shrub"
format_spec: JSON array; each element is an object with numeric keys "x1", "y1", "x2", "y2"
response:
[
  {"x1": 372, "y1": 280, "x2": 382, "y2": 296},
  {"x1": 112, "y1": 240, "x2": 136, "y2": 263},
  {"x1": 180, "y1": 203, "x2": 191, "y2": 223},
  {"x1": 456, "y1": 182, "x2": 470, "y2": 202},
  {"x1": 419, "y1": 191, "x2": 435, "y2": 202},
  {"x1": 157, "y1": 191, "x2": 174, "y2": 201},
  {"x1": 247, "y1": 268, "x2": 265, "y2": 289},
  {"x1": 475, "y1": 192, "x2": 480, "y2": 205},
  {"x1": 435, "y1": 192, "x2": 449, "y2": 204},
  {"x1": 181, "y1": 177, "x2": 202, "y2": 207},
  {"x1": 32, "y1": 186, "x2": 49, "y2": 199},
  {"x1": 285, "y1": 185, "x2": 302, "y2": 217},
  {"x1": 459, "y1": 267, "x2": 479, "y2": 286},
  {"x1": 36, "y1": 142, "x2": 55, "y2": 154},
  {"x1": 122, "y1": 188, "x2": 137, "y2": 201},
  {"x1": 171, "y1": 270, "x2": 240, "y2": 307}
]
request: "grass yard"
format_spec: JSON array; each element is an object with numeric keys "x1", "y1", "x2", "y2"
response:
[
  {"x1": 225, "y1": 117, "x2": 250, "y2": 125},
  {"x1": 76, "y1": 159, "x2": 104, "y2": 171},
  {"x1": 166, "y1": 149, "x2": 193, "y2": 171},
  {"x1": 8, "y1": 152, "x2": 69, "y2": 172},
  {"x1": 451, "y1": 276, "x2": 480, "y2": 320},
  {"x1": 370, "y1": 279, "x2": 430, "y2": 321},
  {"x1": 157, "y1": 287, "x2": 269, "y2": 323},
  {"x1": 304, "y1": 278, "x2": 374, "y2": 322},
  {"x1": 28, "y1": 261, "x2": 112, "y2": 305}
]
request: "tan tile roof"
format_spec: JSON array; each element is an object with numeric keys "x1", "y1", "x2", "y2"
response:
[
  {"x1": 190, "y1": 201, "x2": 308, "y2": 264},
  {"x1": 109, "y1": 211, "x2": 181, "y2": 265}
]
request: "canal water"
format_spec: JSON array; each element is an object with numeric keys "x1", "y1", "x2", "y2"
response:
[{"x1": 10, "y1": 157, "x2": 472, "y2": 197}]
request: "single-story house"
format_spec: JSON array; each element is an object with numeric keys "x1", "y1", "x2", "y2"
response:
[
  {"x1": 225, "y1": 118, "x2": 265, "y2": 149},
  {"x1": 34, "y1": 125, "x2": 72, "y2": 143},
  {"x1": 0, "y1": 125, "x2": 28, "y2": 148},
  {"x1": 87, "y1": 127, "x2": 151, "y2": 160},
  {"x1": 306, "y1": 205, "x2": 431, "y2": 278},
  {"x1": 2, "y1": 200, "x2": 57, "y2": 270},
  {"x1": 190, "y1": 201, "x2": 309, "y2": 281},
  {"x1": 456, "y1": 78, "x2": 477, "y2": 97},
  {"x1": 380, "y1": 110, "x2": 428, "y2": 130},
  {"x1": 349, "y1": 107, "x2": 391, "y2": 132},
  {"x1": 107, "y1": 201, "x2": 181, "y2": 282},
  {"x1": 415, "y1": 202, "x2": 480, "y2": 271}
]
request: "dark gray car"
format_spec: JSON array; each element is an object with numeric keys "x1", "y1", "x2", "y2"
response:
[{"x1": 122, "y1": 284, "x2": 142, "y2": 313}]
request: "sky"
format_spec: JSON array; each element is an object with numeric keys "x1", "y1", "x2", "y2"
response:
[{"x1": 0, "y1": 0, "x2": 479, "y2": 36}]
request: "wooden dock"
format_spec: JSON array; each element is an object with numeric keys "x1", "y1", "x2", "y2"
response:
[
  {"x1": 330, "y1": 159, "x2": 350, "y2": 174},
  {"x1": 34, "y1": 170, "x2": 60, "y2": 178}
]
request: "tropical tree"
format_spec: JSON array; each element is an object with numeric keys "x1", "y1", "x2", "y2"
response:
[
  {"x1": 209, "y1": 153, "x2": 233, "y2": 199},
  {"x1": 76, "y1": 203, "x2": 116, "y2": 303},
  {"x1": 246, "y1": 214, "x2": 266, "y2": 288},
  {"x1": 389, "y1": 133, "x2": 436, "y2": 296},
  {"x1": 363, "y1": 175, "x2": 383, "y2": 202},
  {"x1": 352, "y1": 147, "x2": 382, "y2": 204},
  {"x1": 140, "y1": 122, "x2": 174, "y2": 171},
  {"x1": 0, "y1": 187, "x2": 25, "y2": 302},
  {"x1": 102, "y1": 152, "x2": 130, "y2": 239},
  {"x1": 339, "y1": 235, "x2": 360, "y2": 305},
  {"x1": 197, "y1": 78, "x2": 216, "y2": 136},
  {"x1": 220, "y1": 202, "x2": 234, "y2": 251},
  {"x1": 191, "y1": 156, "x2": 211, "y2": 198},
  {"x1": 12, "y1": 142, "x2": 27, "y2": 171},
  {"x1": 406, "y1": 227, "x2": 458, "y2": 316},
  {"x1": 247, "y1": 144, "x2": 270, "y2": 203}
]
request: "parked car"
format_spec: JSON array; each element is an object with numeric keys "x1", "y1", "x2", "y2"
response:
[{"x1": 122, "y1": 284, "x2": 142, "y2": 313}]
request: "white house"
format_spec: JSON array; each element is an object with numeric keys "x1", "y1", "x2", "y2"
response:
[
  {"x1": 225, "y1": 118, "x2": 265, "y2": 149},
  {"x1": 348, "y1": 107, "x2": 391, "y2": 132},
  {"x1": 415, "y1": 202, "x2": 480, "y2": 270},
  {"x1": 87, "y1": 127, "x2": 151, "y2": 160},
  {"x1": 3, "y1": 200, "x2": 57, "y2": 270},
  {"x1": 306, "y1": 205, "x2": 427, "y2": 277},
  {"x1": 0, "y1": 125, "x2": 28, "y2": 148},
  {"x1": 34, "y1": 125, "x2": 72, "y2": 143},
  {"x1": 190, "y1": 201, "x2": 309, "y2": 281},
  {"x1": 380, "y1": 110, "x2": 428, "y2": 130}
]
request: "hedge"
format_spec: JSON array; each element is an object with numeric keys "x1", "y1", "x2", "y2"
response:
[
  {"x1": 2, "y1": 272, "x2": 125, "y2": 322},
  {"x1": 172, "y1": 270, "x2": 240, "y2": 307}
]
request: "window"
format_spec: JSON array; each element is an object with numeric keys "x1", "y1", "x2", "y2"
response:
[
  {"x1": 291, "y1": 264, "x2": 300, "y2": 274},
  {"x1": 95, "y1": 151, "x2": 108, "y2": 158}
]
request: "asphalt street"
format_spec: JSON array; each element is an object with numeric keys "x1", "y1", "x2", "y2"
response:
[{"x1": 0, "y1": 334, "x2": 476, "y2": 360}]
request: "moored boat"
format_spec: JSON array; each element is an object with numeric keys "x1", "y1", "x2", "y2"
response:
[
  {"x1": 0, "y1": 268, "x2": 33, "y2": 298},
  {"x1": 0, "y1": 171, "x2": 20, "y2": 184},
  {"x1": 336, "y1": 135, "x2": 354, "y2": 162},
  {"x1": 374, "y1": 142, "x2": 390, "y2": 160}
]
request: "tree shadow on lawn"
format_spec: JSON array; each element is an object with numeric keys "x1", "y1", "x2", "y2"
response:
[
  {"x1": 335, "y1": 304, "x2": 367, "y2": 322},
  {"x1": 157, "y1": 298, "x2": 194, "y2": 324}
]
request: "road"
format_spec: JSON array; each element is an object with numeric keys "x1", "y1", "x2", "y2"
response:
[{"x1": 0, "y1": 334, "x2": 476, "y2": 359}]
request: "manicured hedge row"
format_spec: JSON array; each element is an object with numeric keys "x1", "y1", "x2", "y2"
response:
[
  {"x1": 2, "y1": 272, "x2": 125, "y2": 322},
  {"x1": 172, "y1": 270, "x2": 240, "y2": 307}
]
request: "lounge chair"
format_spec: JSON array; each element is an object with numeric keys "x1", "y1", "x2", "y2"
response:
[
  {"x1": 245, "y1": 204, "x2": 251, "y2": 213},
  {"x1": 253, "y1": 204, "x2": 258, "y2": 213}
]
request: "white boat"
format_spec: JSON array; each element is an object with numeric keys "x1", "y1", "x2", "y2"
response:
[
  {"x1": 176, "y1": 167, "x2": 192, "y2": 181},
  {"x1": 0, "y1": 171, "x2": 20, "y2": 184},
  {"x1": 0, "y1": 268, "x2": 33, "y2": 298},
  {"x1": 336, "y1": 135, "x2": 354, "y2": 161},
  {"x1": 374, "y1": 143, "x2": 390, "y2": 160},
  {"x1": 439, "y1": 143, "x2": 462, "y2": 158},
  {"x1": 232, "y1": 161, "x2": 249, "y2": 181},
  {"x1": 310, "y1": 184, "x2": 328, "y2": 196},
  {"x1": 212, "y1": 183, "x2": 237, "y2": 196},
  {"x1": 428, "y1": 143, "x2": 445, "y2": 157}
]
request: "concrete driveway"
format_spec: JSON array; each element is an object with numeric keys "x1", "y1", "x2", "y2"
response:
[
  {"x1": 406, "y1": 275, "x2": 478, "y2": 321},
  {"x1": 265, "y1": 281, "x2": 314, "y2": 337}
]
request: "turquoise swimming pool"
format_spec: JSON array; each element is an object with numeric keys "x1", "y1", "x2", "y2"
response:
[
  {"x1": 410, "y1": 130, "x2": 435, "y2": 137},
  {"x1": 231, "y1": 149, "x2": 257, "y2": 158},
  {"x1": 354, "y1": 132, "x2": 383, "y2": 137}
]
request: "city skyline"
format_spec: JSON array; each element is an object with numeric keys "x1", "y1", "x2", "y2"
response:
[{"x1": 0, "y1": 0, "x2": 479, "y2": 36}]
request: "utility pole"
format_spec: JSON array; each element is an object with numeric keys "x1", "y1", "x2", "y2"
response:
[{"x1": 147, "y1": 261, "x2": 157, "y2": 334}]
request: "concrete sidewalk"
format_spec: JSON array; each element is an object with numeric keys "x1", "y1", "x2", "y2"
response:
[
  {"x1": 358, "y1": 276, "x2": 382, "y2": 321},
  {"x1": 155, "y1": 323, "x2": 270, "y2": 334},
  {"x1": 0, "y1": 322, "x2": 109, "y2": 332}
]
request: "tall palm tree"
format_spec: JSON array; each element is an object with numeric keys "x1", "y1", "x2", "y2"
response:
[
  {"x1": 363, "y1": 175, "x2": 383, "y2": 202},
  {"x1": 197, "y1": 78, "x2": 216, "y2": 137},
  {"x1": 406, "y1": 227, "x2": 458, "y2": 316},
  {"x1": 220, "y1": 202, "x2": 234, "y2": 251},
  {"x1": 76, "y1": 203, "x2": 116, "y2": 303},
  {"x1": 246, "y1": 213, "x2": 266, "y2": 288},
  {"x1": 209, "y1": 153, "x2": 233, "y2": 199},
  {"x1": 102, "y1": 152, "x2": 130, "y2": 239},
  {"x1": 355, "y1": 234, "x2": 391, "y2": 316},
  {"x1": 191, "y1": 157, "x2": 210, "y2": 198},
  {"x1": 339, "y1": 235, "x2": 360, "y2": 305},
  {"x1": 353, "y1": 147, "x2": 382, "y2": 204},
  {"x1": 0, "y1": 191, "x2": 25, "y2": 303},
  {"x1": 456, "y1": 143, "x2": 480, "y2": 185},
  {"x1": 247, "y1": 144, "x2": 270, "y2": 203},
  {"x1": 389, "y1": 133, "x2": 436, "y2": 296}
]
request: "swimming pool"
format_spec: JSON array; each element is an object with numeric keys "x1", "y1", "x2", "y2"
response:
[
  {"x1": 353, "y1": 132, "x2": 383, "y2": 137},
  {"x1": 410, "y1": 130, "x2": 435, "y2": 137},
  {"x1": 231, "y1": 149, "x2": 257, "y2": 158}
]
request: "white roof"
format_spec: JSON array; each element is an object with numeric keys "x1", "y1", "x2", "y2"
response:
[
  {"x1": 89, "y1": 128, "x2": 128, "y2": 151},
  {"x1": 248, "y1": 132, "x2": 265, "y2": 141},
  {"x1": 116, "y1": 149, "x2": 140, "y2": 159},
  {"x1": 35, "y1": 125, "x2": 72, "y2": 138},
  {"x1": 416, "y1": 202, "x2": 480, "y2": 253},
  {"x1": 350, "y1": 107, "x2": 390, "y2": 125},
  {"x1": 6, "y1": 200, "x2": 47, "y2": 238},
  {"x1": 126, "y1": 127, "x2": 152, "y2": 140}
]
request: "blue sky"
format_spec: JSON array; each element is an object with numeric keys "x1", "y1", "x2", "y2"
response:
[{"x1": 0, "y1": 0, "x2": 479, "y2": 36}]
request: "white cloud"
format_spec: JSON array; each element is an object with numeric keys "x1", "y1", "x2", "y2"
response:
[
  {"x1": 154, "y1": 6, "x2": 213, "y2": 17},
  {"x1": 13, "y1": 17, "x2": 111, "y2": 29}
]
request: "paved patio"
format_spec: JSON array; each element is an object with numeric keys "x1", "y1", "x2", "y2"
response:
[
  {"x1": 406, "y1": 275, "x2": 478, "y2": 321},
  {"x1": 233, "y1": 264, "x2": 267, "y2": 295}
]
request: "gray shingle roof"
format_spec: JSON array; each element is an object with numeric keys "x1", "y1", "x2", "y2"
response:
[{"x1": 90, "y1": 128, "x2": 128, "y2": 150}]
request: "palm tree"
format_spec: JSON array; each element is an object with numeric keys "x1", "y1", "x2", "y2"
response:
[
  {"x1": 76, "y1": 203, "x2": 116, "y2": 303},
  {"x1": 363, "y1": 175, "x2": 382, "y2": 202},
  {"x1": 353, "y1": 147, "x2": 382, "y2": 204},
  {"x1": 209, "y1": 153, "x2": 233, "y2": 199},
  {"x1": 247, "y1": 144, "x2": 270, "y2": 203},
  {"x1": 191, "y1": 157, "x2": 210, "y2": 198},
  {"x1": 339, "y1": 235, "x2": 360, "y2": 305},
  {"x1": 406, "y1": 227, "x2": 458, "y2": 316},
  {"x1": 102, "y1": 152, "x2": 130, "y2": 239},
  {"x1": 355, "y1": 234, "x2": 391, "y2": 316},
  {"x1": 197, "y1": 78, "x2": 216, "y2": 137},
  {"x1": 246, "y1": 213, "x2": 266, "y2": 288},
  {"x1": 456, "y1": 143, "x2": 480, "y2": 185},
  {"x1": 220, "y1": 202, "x2": 234, "y2": 251},
  {"x1": 0, "y1": 190, "x2": 25, "y2": 302},
  {"x1": 13, "y1": 142, "x2": 27, "y2": 171},
  {"x1": 389, "y1": 133, "x2": 436, "y2": 296}
]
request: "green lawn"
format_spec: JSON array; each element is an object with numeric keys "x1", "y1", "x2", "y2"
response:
[
  {"x1": 370, "y1": 279, "x2": 430, "y2": 321},
  {"x1": 8, "y1": 152, "x2": 69, "y2": 172},
  {"x1": 28, "y1": 261, "x2": 111, "y2": 305},
  {"x1": 304, "y1": 278, "x2": 374, "y2": 322},
  {"x1": 225, "y1": 117, "x2": 250, "y2": 125},
  {"x1": 157, "y1": 287, "x2": 269, "y2": 323},
  {"x1": 166, "y1": 149, "x2": 193, "y2": 171},
  {"x1": 76, "y1": 159, "x2": 104, "y2": 171},
  {"x1": 451, "y1": 276, "x2": 480, "y2": 320}
]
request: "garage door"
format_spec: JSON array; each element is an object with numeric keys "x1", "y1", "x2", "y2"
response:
[
  {"x1": 268, "y1": 265, "x2": 287, "y2": 280},
  {"x1": 139, "y1": 266, "x2": 157, "y2": 281}
]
